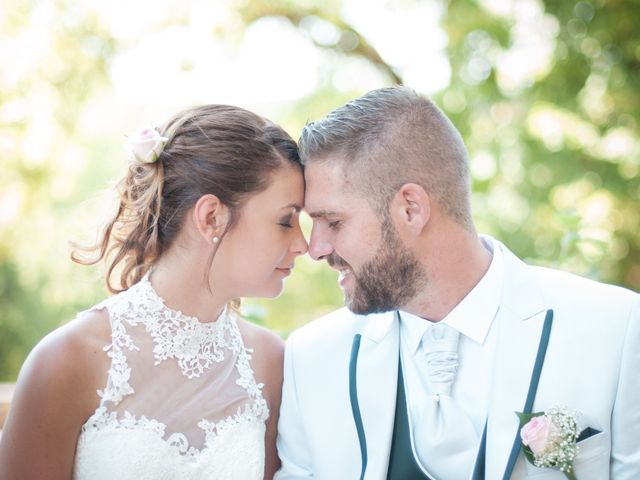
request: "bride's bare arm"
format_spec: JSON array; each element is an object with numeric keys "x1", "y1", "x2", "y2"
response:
[{"x1": 0, "y1": 310, "x2": 110, "y2": 479}]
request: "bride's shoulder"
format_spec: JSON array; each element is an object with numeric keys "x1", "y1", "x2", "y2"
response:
[
  {"x1": 237, "y1": 318, "x2": 284, "y2": 364},
  {"x1": 4, "y1": 305, "x2": 112, "y2": 458},
  {"x1": 15, "y1": 306, "x2": 112, "y2": 416},
  {"x1": 38, "y1": 306, "x2": 111, "y2": 369},
  {"x1": 236, "y1": 318, "x2": 284, "y2": 395}
]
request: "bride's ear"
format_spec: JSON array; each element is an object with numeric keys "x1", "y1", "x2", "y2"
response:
[{"x1": 192, "y1": 194, "x2": 230, "y2": 244}]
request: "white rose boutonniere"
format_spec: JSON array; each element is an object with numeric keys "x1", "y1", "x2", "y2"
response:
[
  {"x1": 126, "y1": 128, "x2": 168, "y2": 164},
  {"x1": 517, "y1": 407, "x2": 579, "y2": 480}
]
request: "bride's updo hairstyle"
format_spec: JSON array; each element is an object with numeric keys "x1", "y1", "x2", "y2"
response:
[{"x1": 73, "y1": 104, "x2": 301, "y2": 293}]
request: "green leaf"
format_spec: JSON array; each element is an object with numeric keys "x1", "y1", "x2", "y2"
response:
[
  {"x1": 521, "y1": 444, "x2": 537, "y2": 465},
  {"x1": 515, "y1": 411, "x2": 544, "y2": 426}
]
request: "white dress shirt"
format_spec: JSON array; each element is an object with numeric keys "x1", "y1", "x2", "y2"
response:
[{"x1": 399, "y1": 236, "x2": 504, "y2": 476}]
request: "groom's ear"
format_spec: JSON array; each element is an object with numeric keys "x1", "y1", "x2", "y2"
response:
[
  {"x1": 192, "y1": 194, "x2": 230, "y2": 243},
  {"x1": 390, "y1": 183, "x2": 430, "y2": 236}
]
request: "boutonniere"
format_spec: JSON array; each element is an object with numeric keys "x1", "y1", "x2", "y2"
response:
[{"x1": 516, "y1": 407, "x2": 579, "y2": 480}]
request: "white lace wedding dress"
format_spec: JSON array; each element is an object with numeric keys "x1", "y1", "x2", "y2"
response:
[{"x1": 72, "y1": 274, "x2": 269, "y2": 479}]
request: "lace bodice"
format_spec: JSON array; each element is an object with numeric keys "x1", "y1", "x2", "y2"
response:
[{"x1": 73, "y1": 274, "x2": 268, "y2": 479}]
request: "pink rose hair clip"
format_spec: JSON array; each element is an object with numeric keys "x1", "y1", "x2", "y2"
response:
[{"x1": 126, "y1": 128, "x2": 169, "y2": 164}]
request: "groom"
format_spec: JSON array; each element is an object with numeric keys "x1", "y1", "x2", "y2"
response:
[{"x1": 275, "y1": 86, "x2": 640, "y2": 479}]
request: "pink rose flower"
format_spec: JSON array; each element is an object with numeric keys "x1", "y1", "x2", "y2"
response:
[
  {"x1": 520, "y1": 415, "x2": 558, "y2": 456},
  {"x1": 127, "y1": 128, "x2": 168, "y2": 164},
  {"x1": 517, "y1": 407, "x2": 579, "y2": 475}
]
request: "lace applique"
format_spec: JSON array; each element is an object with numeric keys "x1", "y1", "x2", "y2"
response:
[
  {"x1": 199, "y1": 396, "x2": 269, "y2": 442},
  {"x1": 76, "y1": 301, "x2": 139, "y2": 406},
  {"x1": 75, "y1": 414, "x2": 266, "y2": 480},
  {"x1": 148, "y1": 312, "x2": 237, "y2": 379},
  {"x1": 81, "y1": 406, "x2": 266, "y2": 460},
  {"x1": 166, "y1": 432, "x2": 200, "y2": 457},
  {"x1": 81, "y1": 408, "x2": 200, "y2": 458},
  {"x1": 79, "y1": 274, "x2": 269, "y2": 459},
  {"x1": 235, "y1": 346, "x2": 266, "y2": 399},
  {"x1": 112, "y1": 275, "x2": 240, "y2": 379},
  {"x1": 84, "y1": 409, "x2": 166, "y2": 437},
  {"x1": 98, "y1": 347, "x2": 134, "y2": 404}
]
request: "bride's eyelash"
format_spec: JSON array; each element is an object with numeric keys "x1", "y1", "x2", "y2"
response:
[{"x1": 279, "y1": 215, "x2": 294, "y2": 229}]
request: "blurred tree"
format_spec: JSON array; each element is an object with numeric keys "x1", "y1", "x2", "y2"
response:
[
  {"x1": 0, "y1": 4, "x2": 116, "y2": 379},
  {"x1": 443, "y1": 0, "x2": 640, "y2": 289},
  {"x1": 237, "y1": 0, "x2": 640, "y2": 290},
  {"x1": 1, "y1": 0, "x2": 638, "y2": 382}
]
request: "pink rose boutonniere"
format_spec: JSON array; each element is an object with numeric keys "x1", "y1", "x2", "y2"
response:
[
  {"x1": 126, "y1": 128, "x2": 168, "y2": 164},
  {"x1": 517, "y1": 407, "x2": 579, "y2": 480}
]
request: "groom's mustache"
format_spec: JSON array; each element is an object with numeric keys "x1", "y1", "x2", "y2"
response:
[{"x1": 327, "y1": 253, "x2": 350, "y2": 270}]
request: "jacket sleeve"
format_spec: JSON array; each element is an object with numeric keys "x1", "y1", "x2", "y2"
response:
[
  {"x1": 274, "y1": 333, "x2": 314, "y2": 479},
  {"x1": 610, "y1": 294, "x2": 640, "y2": 478}
]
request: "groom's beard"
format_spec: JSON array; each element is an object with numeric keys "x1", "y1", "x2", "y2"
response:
[{"x1": 327, "y1": 222, "x2": 426, "y2": 315}]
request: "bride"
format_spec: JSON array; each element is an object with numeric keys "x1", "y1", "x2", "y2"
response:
[{"x1": 0, "y1": 105, "x2": 308, "y2": 479}]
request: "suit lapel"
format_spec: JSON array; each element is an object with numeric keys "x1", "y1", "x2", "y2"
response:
[
  {"x1": 502, "y1": 310, "x2": 554, "y2": 478},
  {"x1": 471, "y1": 421, "x2": 488, "y2": 480},
  {"x1": 476, "y1": 242, "x2": 551, "y2": 480},
  {"x1": 485, "y1": 308, "x2": 549, "y2": 479},
  {"x1": 354, "y1": 311, "x2": 400, "y2": 480}
]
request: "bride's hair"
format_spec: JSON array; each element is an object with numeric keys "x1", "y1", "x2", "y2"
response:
[{"x1": 72, "y1": 104, "x2": 301, "y2": 294}]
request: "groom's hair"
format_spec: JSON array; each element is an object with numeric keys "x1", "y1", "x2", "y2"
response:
[{"x1": 299, "y1": 86, "x2": 473, "y2": 230}]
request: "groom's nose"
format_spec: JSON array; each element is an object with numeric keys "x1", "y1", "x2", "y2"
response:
[{"x1": 308, "y1": 225, "x2": 333, "y2": 261}]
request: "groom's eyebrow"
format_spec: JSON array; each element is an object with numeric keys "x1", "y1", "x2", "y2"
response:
[{"x1": 308, "y1": 210, "x2": 338, "y2": 219}]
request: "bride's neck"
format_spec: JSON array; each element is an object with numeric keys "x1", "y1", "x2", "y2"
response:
[{"x1": 150, "y1": 251, "x2": 229, "y2": 323}]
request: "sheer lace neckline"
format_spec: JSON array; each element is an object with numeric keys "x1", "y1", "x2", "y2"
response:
[
  {"x1": 75, "y1": 274, "x2": 269, "y2": 475},
  {"x1": 125, "y1": 274, "x2": 237, "y2": 379},
  {"x1": 142, "y1": 271, "x2": 228, "y2": 325}
]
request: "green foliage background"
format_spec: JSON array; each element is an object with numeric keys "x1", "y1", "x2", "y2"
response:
[{"x1": 1, "y1": 0, "x2": 639, "y2": 381}]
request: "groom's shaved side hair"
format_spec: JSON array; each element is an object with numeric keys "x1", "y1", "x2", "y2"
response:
[{"x1": 299, "y1": 86, "x2": 473, "y2": 230}]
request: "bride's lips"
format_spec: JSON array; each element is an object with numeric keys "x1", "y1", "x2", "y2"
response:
[{"x1": 275, "y1": 266, "x2": 293, "y2": 276}]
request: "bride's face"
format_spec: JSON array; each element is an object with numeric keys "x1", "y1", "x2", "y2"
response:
[{"x1": 213, "y1": 164, "x2": 308, "y2": 299}]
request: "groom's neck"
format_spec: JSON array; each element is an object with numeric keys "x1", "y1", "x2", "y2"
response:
[{"x1": 402, "y1": 227, "x2": 491, "y2": 322}]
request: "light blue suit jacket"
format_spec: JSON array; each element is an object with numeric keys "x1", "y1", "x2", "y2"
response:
[{"x1": 276, "y1": 240, "x2": 640, "y2": 479}]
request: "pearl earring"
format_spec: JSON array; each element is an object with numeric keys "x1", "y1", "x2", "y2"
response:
[{"x1": 212, "y1": 236, "x2": 220, "y2": 244}]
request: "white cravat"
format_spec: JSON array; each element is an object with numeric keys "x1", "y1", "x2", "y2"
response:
[
  {"x1": 413, "y1": 323, "x2": 478, "y2": 480},
  {"x1": 399, "y1": 235, "x2": 504, "y2": 479}
]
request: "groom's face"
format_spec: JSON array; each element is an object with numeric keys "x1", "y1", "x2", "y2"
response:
[{"x1": 304, "y1": 161, "x2": 423, "y2": 314}]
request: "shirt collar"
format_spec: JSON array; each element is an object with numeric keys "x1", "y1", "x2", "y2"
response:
[
  {"x1": 399, "y1": 235, "x2": 504, "y2": 353},
  {"x1": 399, "y1": 310, "x2": 435, "y2": 355}
]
